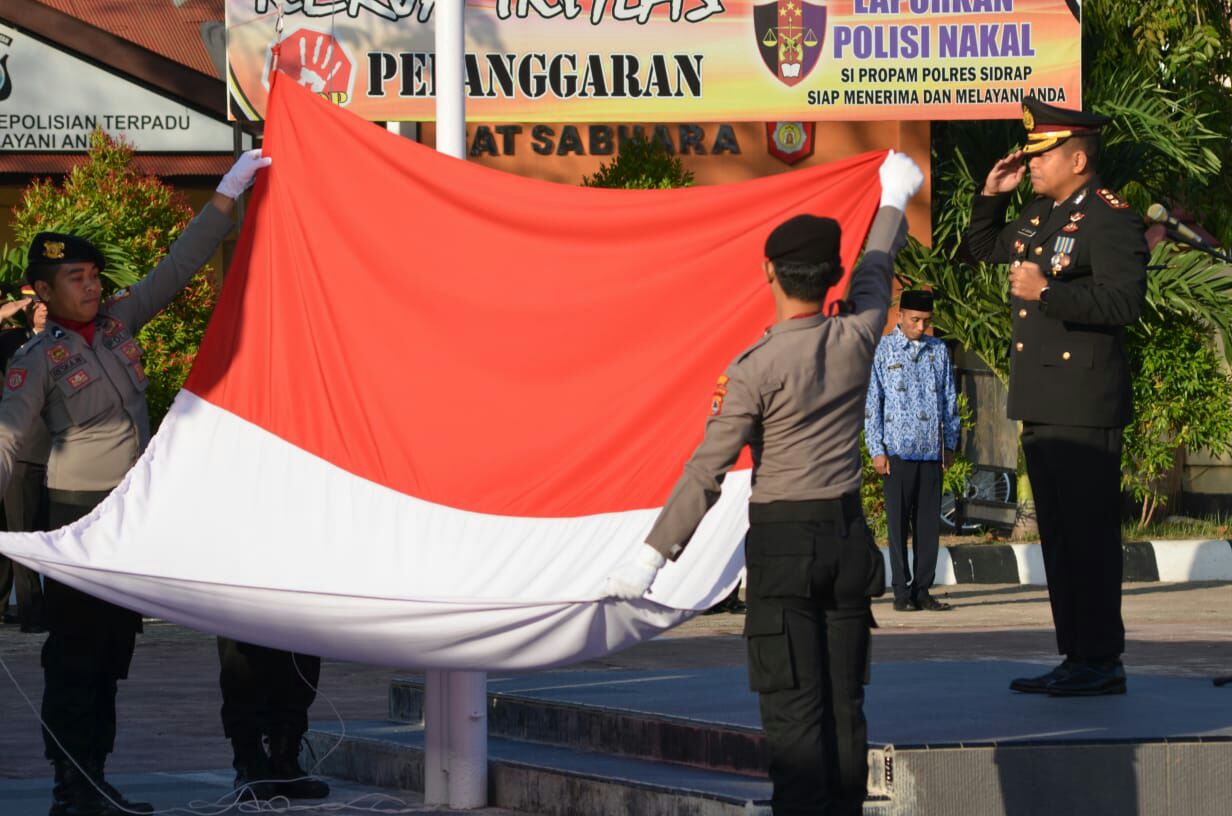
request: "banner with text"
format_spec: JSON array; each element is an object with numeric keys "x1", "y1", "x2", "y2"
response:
[{"x1": 226, "y1": 0, "x2": 1081, "y2": 123}]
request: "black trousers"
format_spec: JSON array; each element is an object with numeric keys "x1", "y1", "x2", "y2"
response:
[
  {"x1": 0, "y1": 461, "x2": 49, "y2": 626},
  {"x1": 743, "y1": 496, "x2": 882, "y2": 816},
  {"x1": 1022, "y1": 423, "x2": 1125, "y2": 661},
  {"x1": 41, "y1": 490, "x2": 141, "y2": 763},
  {"x1": 882, "y1": 457, "x2": 941, "y2": 602},
  {"x1": 217, "y1": 638, "x2": 320, "y2": 741}
]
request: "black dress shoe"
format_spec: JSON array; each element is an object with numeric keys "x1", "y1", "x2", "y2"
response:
[
  {"x1": 915, "y1": 594, "x2": 953, "y2": 611},
  {"x1": 1010, "y1": 659, "x2": 1079, "y2": 694},
  {"x1": 1, "y1": 611, "x2": 18, "y2": 625},
  {"x1": 892, "y1": 598, "x2": 918, "y2": 612},
  {"x1": 1047, "y1": 661, "x2": 1127, "y2": 697}
]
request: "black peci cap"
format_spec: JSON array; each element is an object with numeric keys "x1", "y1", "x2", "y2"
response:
[
  {"x1": 26, "y1": 232, "x2": 106, "y2": 277},
  {"x1": 764, "y1": 215, "x2": 841, "y2": 265},
  {"x1": 899, "y1": 289, "x2": 934, "y2": 312},
  {"x1": 1021, "y1": 97, "x2": 1110, "y2": 155}
]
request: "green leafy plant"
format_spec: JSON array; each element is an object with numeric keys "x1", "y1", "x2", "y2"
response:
[
  {"x1": 1123, "y1": 245, "x2": 1232, "y2": 527},
  {"x1": 7, "y1": 129, "x2": 217, "y2": 427},
  {"x1": 581, "y1": 136, "x2": 695, "y2": 189}
]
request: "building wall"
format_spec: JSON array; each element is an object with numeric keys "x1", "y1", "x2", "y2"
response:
[{"x1": 419, "y1": 119, "x2": 933, "y2": 248}]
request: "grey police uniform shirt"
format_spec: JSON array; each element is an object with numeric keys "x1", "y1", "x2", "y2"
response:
[
  {"x1": 646, "y1": 206, "x2": 909, "y2": 560},
  {"x1": 0, "y1": 203, "x2": 233, "y2": 495}
]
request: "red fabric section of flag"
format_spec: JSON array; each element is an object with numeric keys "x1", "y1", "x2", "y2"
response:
[{"x1": 186, "y1": 77, "x2": 884, "y2": 518}]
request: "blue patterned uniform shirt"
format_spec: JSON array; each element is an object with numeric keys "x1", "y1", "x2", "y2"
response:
[{"x1": 864, "y1": 327, "x2": 960, "y2": 461}]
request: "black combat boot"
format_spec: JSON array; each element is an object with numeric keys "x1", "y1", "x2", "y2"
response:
[
  {"x1": 230, "y1": 734, "x2": 277, "y2": 800},
  {"x1": 85, "y1": 755, "x2": 153, "y2": 815},
  {"x1": 49, "y1": 760, "x2": 104, "y2": 816},
  {"x1": 268, "y1": 734, "x2": 330, "y2": 799}
]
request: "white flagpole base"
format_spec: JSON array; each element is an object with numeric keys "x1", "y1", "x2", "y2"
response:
[{"x1": 424, "y1": 5, "x2": 485, "y2": 809}]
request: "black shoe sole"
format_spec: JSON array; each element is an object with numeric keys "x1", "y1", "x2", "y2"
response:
[
  {"x1": 1009, "y1": 681, "x2": 1052, "y2": 694},
  {"x1": 1047, "y1": 682, "x2": 1127, "y2": 697}
]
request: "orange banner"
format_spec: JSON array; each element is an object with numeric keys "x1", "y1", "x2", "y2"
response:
[{"x1": 226, "y1": 0, "x2": 1081, "y2": 123}]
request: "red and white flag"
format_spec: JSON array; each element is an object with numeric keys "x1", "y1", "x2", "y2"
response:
[{"x1": 0, "y1": 79, "x2": 883, "y2": 669}]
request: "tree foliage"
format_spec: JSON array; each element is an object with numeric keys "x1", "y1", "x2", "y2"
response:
[
  {"x1": 581, "y1": 136, "x2": 695, "y2": 190},
  {"x1": 4, "y1": 130, "x2": 217, "y2": 427}
]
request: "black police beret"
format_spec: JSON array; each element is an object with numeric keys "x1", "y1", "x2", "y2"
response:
[
  {"x1": 900, "y1": 289, "x2": 934, "y2": 312},
  {"x1": 1022, "y1": 97, "x2": 1110, "y2": 155},
  {"x1": 765, "y1": 215, "x2": 841, "y2": 265},
  {"x1": 26, "y1": 232, "x2": 106, "y2": 276}
]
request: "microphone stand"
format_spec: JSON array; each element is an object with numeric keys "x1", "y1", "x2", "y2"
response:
[
  {"x1": 1163, "y1": 228, "x2": 1232, "y2": 264},
  {"x1": 1159, "y1": 230, "x2": 1232, "y2": 687}
]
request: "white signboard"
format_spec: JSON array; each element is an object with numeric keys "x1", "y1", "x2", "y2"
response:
[{"x1": 0, "y1": 24, "x2": 234, "y2": 152}]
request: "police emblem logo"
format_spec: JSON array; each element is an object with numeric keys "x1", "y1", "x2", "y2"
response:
[
  {"x1": 767, "y1": 121, "x2": 816, "y2": 165},
  {"x1": 43, "y1": 240, "x2": 65, "y2": 260},
  {"x1": 6, "y1": 367, "x2": 26, "y2": 391},
  {"x1": 1022, "y1": 105, "x2": 1035, "y2": 131},
  {"x1": 45, "y1": 344, "x2": 69, "y2": 364},
  {"x1": 120, "y1": 339, "x2": 142, "y2": 362},
  {"x1": 66, "y1": 369, "x2": 91, "y2": 389},
  {"x1": 1029, "y1": 215, "x2": 1041, "y2": 226},
  {"x1": 754, "y1": 1, "x2": 827, "y2": 87},
  {"x1": 103, "y1": 318, "x2": 125, "y2": 338},
  {"x1": 108, "y1": 288, "x2": 132, "y2": 304}
]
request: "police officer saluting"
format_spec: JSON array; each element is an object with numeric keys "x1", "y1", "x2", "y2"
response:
[
  {"x1": 0, "y1": 150, "x2": 270, "y2": 816},
  {"x1": 606, "y1": 151, "x2": 924, "y2": 816},
  {"x1": 964, "y1": 98, "x2": 1147, "y2": 697}
]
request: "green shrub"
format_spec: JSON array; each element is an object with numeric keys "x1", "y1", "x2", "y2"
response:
[{"x1": 581, "y1": 136, "x2": 695, "y2": 189}]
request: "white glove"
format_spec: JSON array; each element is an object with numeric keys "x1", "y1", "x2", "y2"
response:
[
  {"x1": 604, "y1": 543, "x2": 667, "y2": 600},
  {"x1": 878, "y1": 149, "x2": 925, "y2": 211},
  {"x1": 216, "y1": 149, "x2": 272, "y2": 199}
]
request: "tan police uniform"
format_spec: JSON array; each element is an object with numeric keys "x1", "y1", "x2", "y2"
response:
[
  {"x1": 645, "y1": 205, "x2": 907, "y2": 816},
  {"x1": 0, "y1": 202, "x2": 233, "y2": 774}
]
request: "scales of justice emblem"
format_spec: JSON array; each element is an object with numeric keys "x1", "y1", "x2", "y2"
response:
[{"x1": 754, "y1": 1, "x2": 827, "y2": 87}]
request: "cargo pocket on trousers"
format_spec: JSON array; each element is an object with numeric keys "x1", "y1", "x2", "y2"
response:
[
  {"x1": 743, "y1": 604, "x2": 796, "y2": 692},
  {"x1": 745, "y1": 525, "x2": 814, "y2": 598}
]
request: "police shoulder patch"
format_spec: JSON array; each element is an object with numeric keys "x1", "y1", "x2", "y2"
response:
[
  {"x1": 107, "y1": 288, "x2": 132, "y2": 306},
  {"x1": 6, "y1": 368, "x2": 27, "y2": 392},
  {"x1": 710, "y1": 374, "x2": 730, "y2": 416}
]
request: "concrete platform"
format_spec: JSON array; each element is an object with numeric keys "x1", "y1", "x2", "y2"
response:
[{"x1": 307, "y1": 661, "x2": 1232, "y2": 816}]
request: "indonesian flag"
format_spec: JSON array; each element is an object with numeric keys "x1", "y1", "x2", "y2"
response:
[{"x1": 0, "y1": 79, "x2": 883, "y2": 669}]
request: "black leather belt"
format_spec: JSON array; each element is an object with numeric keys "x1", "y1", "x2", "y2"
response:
[
  {"x1": 48, "y1": 488, "x2": 113, "y2": 508},
  {"x1": 747, "y1": 493, "x2": 862, "y2": 525}
]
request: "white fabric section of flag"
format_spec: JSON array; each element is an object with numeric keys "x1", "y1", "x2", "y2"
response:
[{"x1": 0, "y1": 392, "x2": 749, "y2": 669}]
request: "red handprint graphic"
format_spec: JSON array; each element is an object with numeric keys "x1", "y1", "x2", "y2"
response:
[{"x1": 271, "y1": 28, "x2": 355, "y2": 106}]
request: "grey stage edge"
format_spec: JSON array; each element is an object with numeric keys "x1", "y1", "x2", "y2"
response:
[{"x1": 304, "y1": 661, "x2": 1232, "y2": 816}]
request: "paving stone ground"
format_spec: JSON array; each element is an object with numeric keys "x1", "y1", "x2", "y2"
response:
[{"x1": 0, "y1": 582, "x2": 1228, "y2": 812}]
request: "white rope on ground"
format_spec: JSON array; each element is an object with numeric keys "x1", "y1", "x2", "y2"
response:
[{"x1": 0, "y1": 649, "x2": 443, "y2": 814}]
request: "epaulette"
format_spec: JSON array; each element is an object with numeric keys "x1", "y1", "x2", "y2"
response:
[
  {"x1": 10, "y1": 332, "x2": 50, "y2": 362},
  {"x1": 1096, "y1": 188, "x2": 1129, "y2": 209},
  {"x1": 733, "y1": 332, "x2": 775, "y2": 365}
]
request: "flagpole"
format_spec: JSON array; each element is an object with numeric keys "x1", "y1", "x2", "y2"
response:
[{"x1": 423, "y1": 2, "x2": 488, "y2": 810}]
